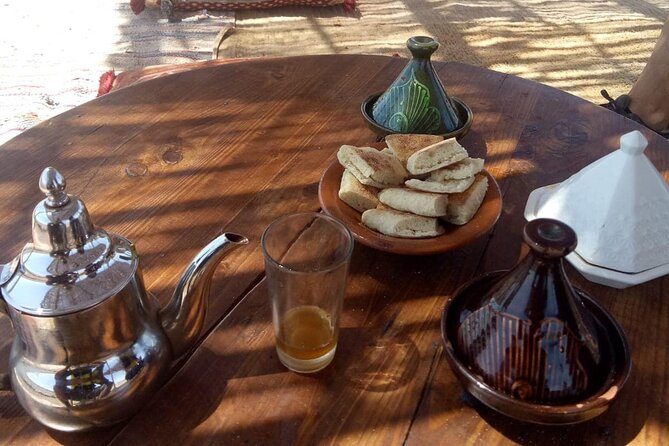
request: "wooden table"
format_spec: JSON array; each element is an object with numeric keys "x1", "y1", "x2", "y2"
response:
[{"x1": 0, "y1": 55, "x2": 667, "y2": 445}]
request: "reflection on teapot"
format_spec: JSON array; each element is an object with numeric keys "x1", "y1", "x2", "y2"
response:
[{"x1": 0, "y1": 167, "x2": 248, "y2": 432}]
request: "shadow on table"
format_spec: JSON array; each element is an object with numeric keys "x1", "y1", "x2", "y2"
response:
[
  {"x1": 338, "y1": 326, "x2": 420, "y2": 393},
  {"x1": 459, "y1": 128, "x2": 488, "y2": 161},
  {"x1": 463, "y1": 365, "x2": 646, "y2": 446}
]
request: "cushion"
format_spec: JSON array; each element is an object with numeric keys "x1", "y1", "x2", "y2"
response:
[
  {"x1": 131, "y1": 0, "x2": 355, "y2": 14},
  {"x1": 97, "y1": 59, "x2": 252, "y2": 96}
]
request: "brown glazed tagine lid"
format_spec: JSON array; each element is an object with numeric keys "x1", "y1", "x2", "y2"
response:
[{"x1": 441, "y1": 218, "x2": 631, "y2": 424}]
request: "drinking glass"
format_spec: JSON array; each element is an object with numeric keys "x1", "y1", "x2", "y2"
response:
[{"x1": 261, "y1": 212, "x2": 353, "y2": 373}]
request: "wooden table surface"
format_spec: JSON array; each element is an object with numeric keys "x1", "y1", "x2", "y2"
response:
[{"x1": 0, "y1": 55, "x2": 668, "y2": 445}]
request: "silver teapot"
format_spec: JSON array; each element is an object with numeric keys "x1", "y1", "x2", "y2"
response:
[{"x1": 0, "y1": 167, "x2": 248, "y2": 432}]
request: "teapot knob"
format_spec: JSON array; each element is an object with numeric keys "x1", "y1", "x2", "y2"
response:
[{"x1": 39, "y1": 167, "x2": 70, "y2": 207}]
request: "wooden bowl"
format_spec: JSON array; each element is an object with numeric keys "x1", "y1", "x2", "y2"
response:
[
  {"x1": 361, "y1": 93, "x2": 473, "y2": 139},
  {"x1": 441, "y1": 271, "x2": 632, "y2": 425},
  {"x1": 318, "y1": 160, "x2": 502, "y2": 255}
]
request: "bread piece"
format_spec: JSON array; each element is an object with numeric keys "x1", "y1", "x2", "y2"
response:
[
  {"x1": 378, "y1": 188, "x2": 448, "y2": 217},
  {"x1": 337, "y1": 145, "x2": 407, "y2": 188},
  {"x1": 385, "y1": 134, "x2": 443, "y2": 165},
  {"x1": 406, "y1": 138, "x2": 468, "y2": 175},
  {"x1": 362, "y1": 208, "x2": 445, "y2": 238},
  {"x1": 443, "y1": 174, "x2": 489, "y2": 225},
  {"x1": 338, "y1": 170, "x2": 379, "y2": 213},
  {"x1": 409, "y1": 172, "x2": 430, "y2": 180},
  {"x1": 405, "y1": 175, "x2": 475, "y2": 193},
  {"x1": 428, "y1": 158, "x2": 484, "y2": 181}
]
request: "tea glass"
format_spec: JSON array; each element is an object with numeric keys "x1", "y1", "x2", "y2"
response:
[{"x1": 261, "y1": 213, "x2": 353, "y2": 373}]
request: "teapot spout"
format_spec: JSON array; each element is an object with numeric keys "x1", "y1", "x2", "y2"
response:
[{"x1": 160, "y1": 233, "x2": 248, "y2": 359}]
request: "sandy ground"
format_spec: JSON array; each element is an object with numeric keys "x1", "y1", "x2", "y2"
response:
[
  {"x1": 0, "y1": 1, "x2": 232, "y2": 144},
  {"x1": 1, "y1": 0, "x2": 668, "y2": 145},
  {"x1": 221, "y1": 0, "x2": 669, "y2": 103}
]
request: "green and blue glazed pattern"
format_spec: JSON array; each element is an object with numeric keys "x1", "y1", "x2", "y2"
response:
[
  {"x1": 373, "y1": 71, "x2": 441, "y2": 133},
  {"x1": 371, "y1": 36, "x2": 462, "y2": 135}
]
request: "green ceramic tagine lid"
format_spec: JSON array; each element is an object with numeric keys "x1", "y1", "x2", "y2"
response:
[{"x1": 372, "y1": 36, "x2": 463, "y2": 135}]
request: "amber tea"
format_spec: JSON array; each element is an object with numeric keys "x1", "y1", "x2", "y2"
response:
[{"x1": 276, "y1": 305, "x2": 337, "y2": 362}]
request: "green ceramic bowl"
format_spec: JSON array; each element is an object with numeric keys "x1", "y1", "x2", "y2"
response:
[{"x1": 361, "y1": 93, "x2": 473, "y2": 139}]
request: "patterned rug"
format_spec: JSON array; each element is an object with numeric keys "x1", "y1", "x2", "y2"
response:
[{"x1": 0, "y1": 1, "x2": 234, "y2": 145}]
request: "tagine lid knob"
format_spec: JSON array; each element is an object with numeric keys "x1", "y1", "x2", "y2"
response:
[
  {"x1": 619, "y1": 129, "x2": 648, "y2": 155},
  {"x1": 406, "y1": 35, "x2": 439, "y2": 58},
  {"x1": 523, "y1": 218, "x2": 577, "y2": 258}
]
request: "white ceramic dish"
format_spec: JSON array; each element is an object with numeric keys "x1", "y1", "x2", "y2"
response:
[
  {"x1": 525, "y1": 184, "x2": 669, "y2": 289},
  {"x1": 568, "y1": 249, "x2": 669, "y2": 289},
  {"x1": 523, "y1": 130, "x2": 669, "y2": 288}
]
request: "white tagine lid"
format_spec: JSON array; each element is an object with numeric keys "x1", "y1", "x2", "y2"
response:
[{"x1": 524, "y1": 131, "x2": 669, "y2": 288}]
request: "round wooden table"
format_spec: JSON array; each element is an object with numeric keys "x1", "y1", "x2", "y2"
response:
[{"x1": 0, "y1": 55, "x2": 667, "y2": 445}]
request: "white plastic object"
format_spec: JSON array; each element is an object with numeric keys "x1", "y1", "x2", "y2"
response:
[{"x1": 524, "y1": 131, "x2": 669, "y2": 288}]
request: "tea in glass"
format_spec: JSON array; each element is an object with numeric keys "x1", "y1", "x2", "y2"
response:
[{"x1": 261, "y1": 213, "x2": 353, "y2": 373}]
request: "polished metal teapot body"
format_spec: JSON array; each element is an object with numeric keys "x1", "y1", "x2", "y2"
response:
[{"x1": 0, "y1": 168, "x2": 248, "y2": 432}]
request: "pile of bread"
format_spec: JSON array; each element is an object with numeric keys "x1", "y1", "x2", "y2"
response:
[{"x1": 337, "y1": 134, "x2": 488, "y2": 238}]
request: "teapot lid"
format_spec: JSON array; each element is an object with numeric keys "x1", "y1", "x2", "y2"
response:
[{"x1": 0, "y1": 167, "x2": 137, "y2": 316}]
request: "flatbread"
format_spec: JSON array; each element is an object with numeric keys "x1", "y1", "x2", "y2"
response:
[
  {"x1": 406, "y1": 138, "x2": 468, "y2": 175},
  {"x1": 339, "y1": 169, "x2": 379, "y2": 213},
  {"x1": 405, "y1": 176, "x2": 475, "y2": 193},
  {"x1": 385, "y1": 134, "x2": 443, "y2": 165},
  {"x1": 362, "y1": 208, "x2": 445, "y2": 238},
  {"x1": 337, "y1": 145, "x2": 407, "y2": 188},
  {"x1": 442, "y1": 174, "x2": 489, "y2": 225},
  {"x1": 378, "y1": 187, "x2": 448, "y2": 217}
]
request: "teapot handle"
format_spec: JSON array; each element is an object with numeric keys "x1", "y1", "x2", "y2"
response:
[
  {"x1": 0, "y1": 260, "x2": 16, "y2": 391},
  {"x1": 0, "y1": 258, "x2": 18, "y2": 288},
  {"x1": 0, "y1": 301, "x2": 9, "y2": 391}
]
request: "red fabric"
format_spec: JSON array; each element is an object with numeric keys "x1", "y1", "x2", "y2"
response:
[
  {"x1": 97, "y1": 70, "x2": 117, "y2": 97},
  {"x1": 171, "y1": 0, "x2": 350, "y2": 10},
  {"x1": 133, "y1": 0, "x2": 352, "y2": 13},
  {"x1": 130, "y1": 0, "x2": 146, "y2": 14},
  {"x1": 97, "y1": 58, "x2": 253, "y2": 95}
]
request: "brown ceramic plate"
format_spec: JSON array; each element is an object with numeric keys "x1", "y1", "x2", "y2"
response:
[{"x1": 318, "y1": 157, "x2": 502, "y2": 255}]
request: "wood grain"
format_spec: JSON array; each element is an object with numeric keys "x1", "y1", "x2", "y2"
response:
[{"x1": 0, "y1": 55, "x2": 667, "y2": 445}]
